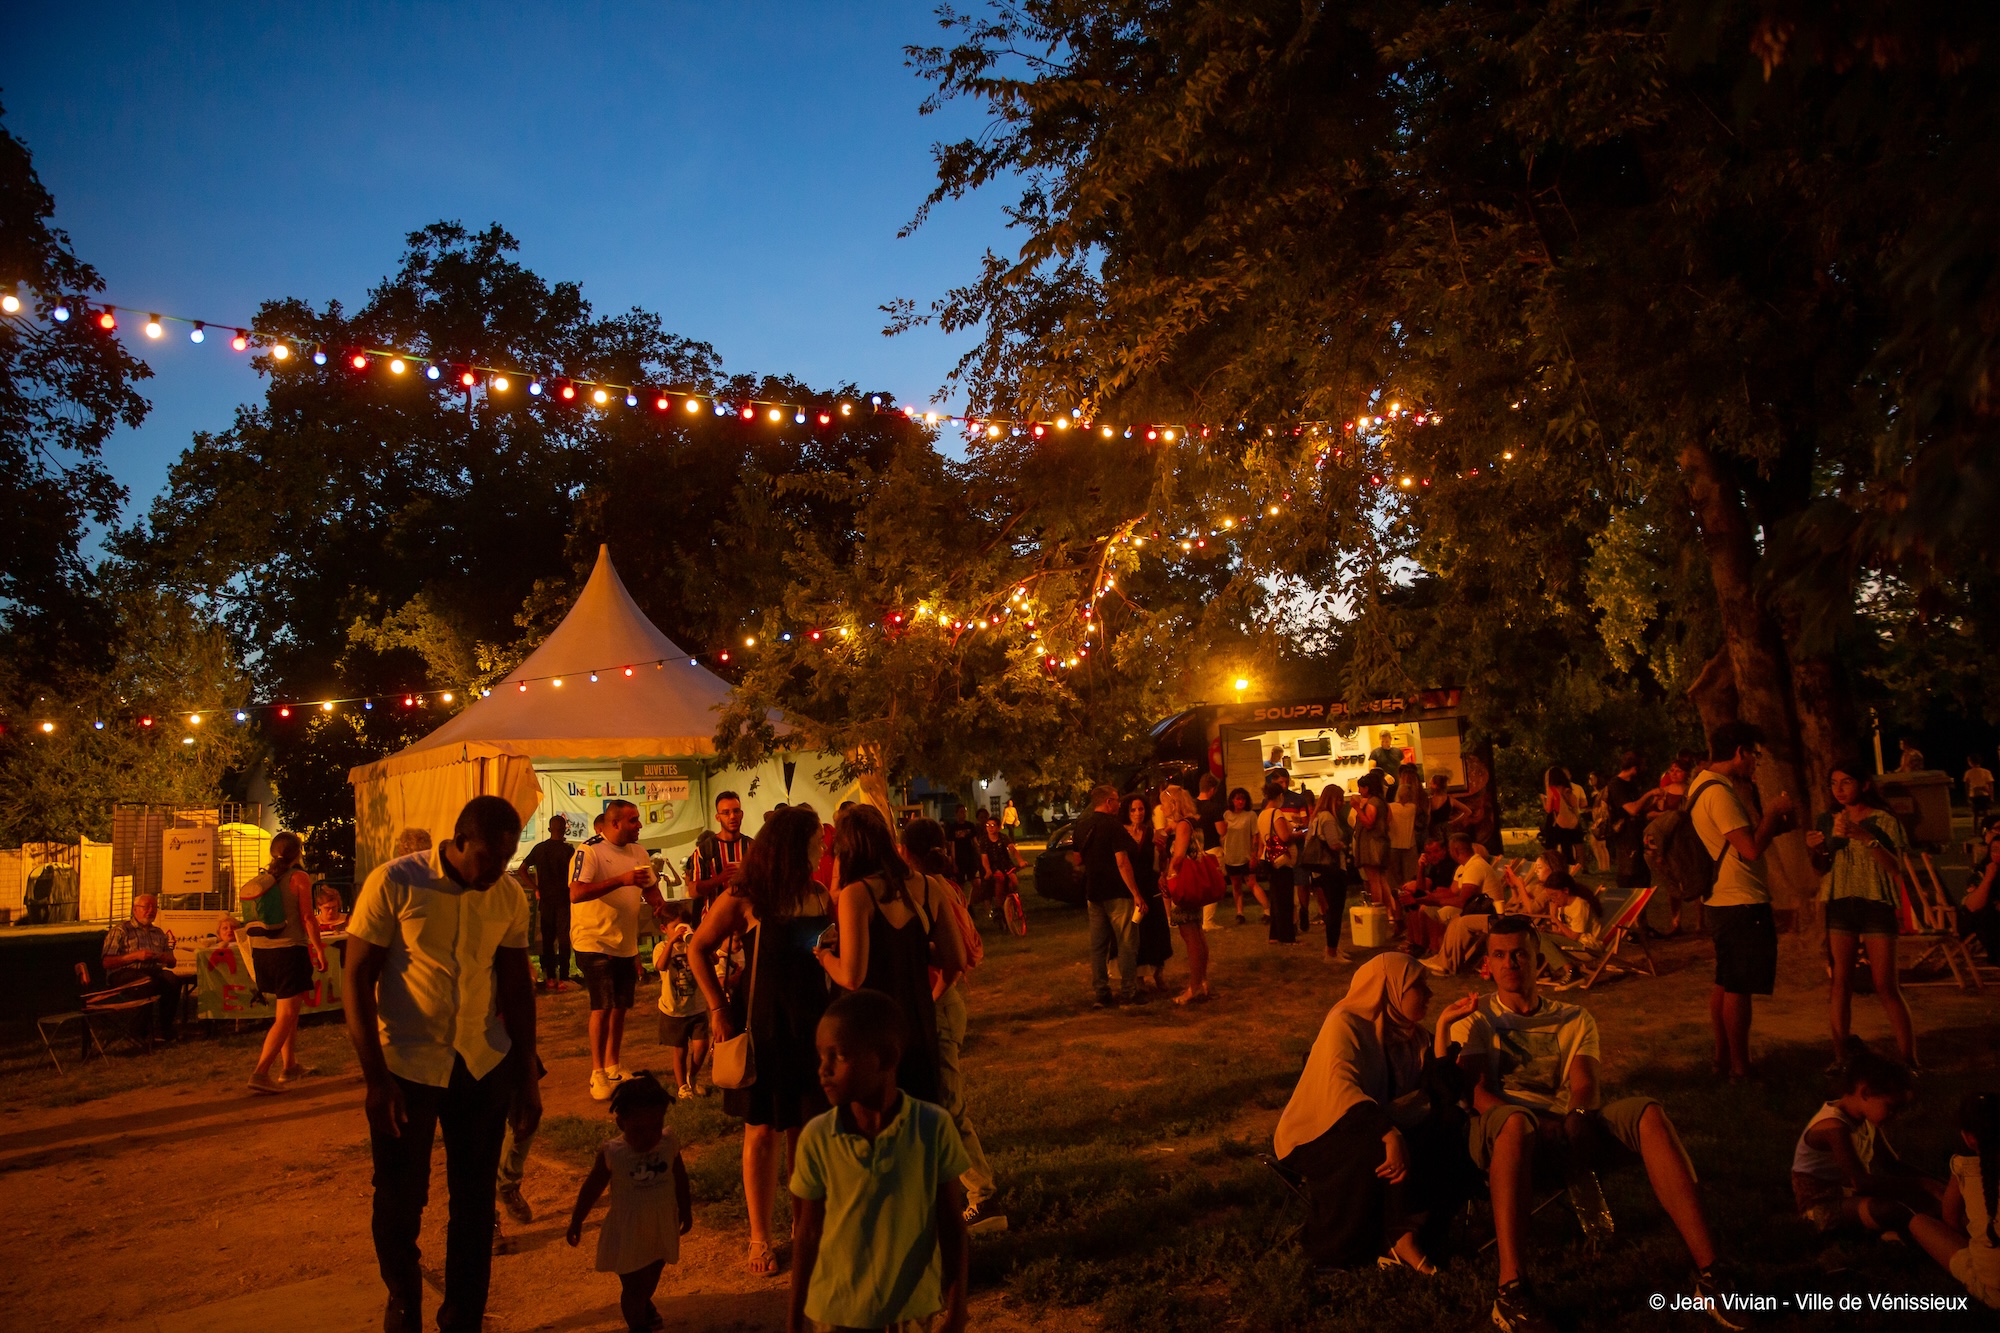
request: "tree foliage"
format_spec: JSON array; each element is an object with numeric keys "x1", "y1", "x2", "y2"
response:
[{"x1": 898, "y1": 0, "x2": 2000, "y2": 813}]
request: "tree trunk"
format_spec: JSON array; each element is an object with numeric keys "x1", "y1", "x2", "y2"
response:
[{"x1": 1679, "y1": 440, "x2": 1817, "y2": 917}]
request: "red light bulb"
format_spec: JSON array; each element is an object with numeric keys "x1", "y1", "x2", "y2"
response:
[
  {"x1": 719, "y1": 651, "x2": 730, "y2": 662},
  {"x1": 351, "y1": 353, "x2": 369, "y2": 369},
  {"x1": 817, "y1": 413, "x2": 830, "y2": 425},
  {"x1": 279, "y1": 707, "x2": 290, "y2": 718},
  {"x1": 231, "y1": 330, "x2": 250, "y2": 352},
  {"x1": 461, "y1": 371, "x2": 476, "y2": 387},
  {"x1": 561, "y1": 384, "x2": 576, "y2": 400},
  {"x1": 98, "y1": 309, "x2": 117, "y2": 330},
  {"x1": 740, "y1": 406, "x2": 754, "y2": 420},
  {"x1": 140, "y1": 715, "x2": 154, "y2": 727}
]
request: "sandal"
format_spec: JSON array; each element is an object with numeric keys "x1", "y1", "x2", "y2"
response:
[
  {"x1": 1376, "y1": 1248, "x2": 1439, "y2": 1276},
  {"x1": 746, "y1": 1242, "x2": 778, "y2": 1276}
]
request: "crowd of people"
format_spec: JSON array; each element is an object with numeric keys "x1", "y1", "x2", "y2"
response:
[{"x1": 129, "y1": 725, "x2": 1993, "y2": 1332}]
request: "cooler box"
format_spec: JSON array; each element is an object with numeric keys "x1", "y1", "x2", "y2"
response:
[{"x1": 1349, "y1": 904, "x2": 1393, "y2": 949}]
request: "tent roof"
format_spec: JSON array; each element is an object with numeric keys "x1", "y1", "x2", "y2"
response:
[{"x1": 349, "y1": 546, "x2": 739, "y2": 782}]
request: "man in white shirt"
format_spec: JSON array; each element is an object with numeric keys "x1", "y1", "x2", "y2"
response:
[
  {"x1": 1686, "y1": 721, "x2": 1795, "y2": 1080},
  {"x1": 1452, "y1": 916, "x2": 1737, "y2": 1332},
  {"x1": 1964, "y1": 756, "x2": 1994, "y2": 823},
  {"x1": 569, "y1": 799, "x2": 666, "y2": 1100},
  {"x1": 343, "y1": 796, "x2": 540, "y2": 1333}
]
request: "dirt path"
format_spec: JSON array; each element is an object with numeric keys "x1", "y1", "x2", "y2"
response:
[{"x1": 2, "y1": 900, "x2": 1992, "y2": 1332}]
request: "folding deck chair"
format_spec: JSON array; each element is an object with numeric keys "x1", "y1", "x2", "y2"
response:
[
  {"x1": 1556, "y1": 886, "x2": 1658, "y2": 991},
  {"x1": 1897, "y1": 853, "x2": 1983, "y2": 992}
]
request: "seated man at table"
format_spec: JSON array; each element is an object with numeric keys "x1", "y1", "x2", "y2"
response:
[
  {"x1": 1451, "y1": 916, "x2": 1736, "y2": 1332},
  {"x1": 100, "y1": 892, "x2": 190, "y2": 1040}
]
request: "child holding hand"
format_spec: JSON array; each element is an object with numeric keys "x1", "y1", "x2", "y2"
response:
[
  {"x1": 1791, "y1": 1047, "x2": 1943, "y2": 1235},
  {"x1": 567, "y1": 1074, "x2": 693, "y2": 1333},
  {"x1": 788, "y1": 988, "x2": 970, "y2": 1333}
]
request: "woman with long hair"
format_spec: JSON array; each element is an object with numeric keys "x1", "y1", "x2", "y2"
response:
[
  {"x1": 1123, "y1": 794, "x2": 1174, "y2": 989},
  {"x1": 1220, "y1": 787, "x2": 1264, "y2": 924},
  {"x1": 1351, "y1": 770, "x2": 1397, "y2": 930},
  {"x1": 1306, "y1": 784, "x2": 1351, "y2": 961},
  {"x1": 690, "y1": 805, "x2": 832, "y2": 1276},
  {"x1": 1156, "y1": 784, "x2": 1213, "y2": 1002},
  {"x1": 243, "y1": 831, "x2": 326, "y2": 1094},
  {"x1": 817, "y1": 805, "x2": 968, "y2": 1102},
  {"x1": 1805, "y1": 762, "x2": 1917, "y2": 1066},
  {"x1": 1541, "y1": 766, "x2": 1584, "y2": 869}
]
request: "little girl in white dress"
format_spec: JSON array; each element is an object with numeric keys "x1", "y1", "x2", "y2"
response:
[{"x1": 567, "y1": 1074, "x2": 692, "y2": 1332}]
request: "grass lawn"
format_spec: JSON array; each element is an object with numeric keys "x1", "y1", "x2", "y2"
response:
[{"x1": 3, "y1": 865, "x2": 1992, "y2": 1331}]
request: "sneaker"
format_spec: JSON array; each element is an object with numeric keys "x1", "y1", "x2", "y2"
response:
[
  {"x1": 589, "y1": 1069, "x2": 614, "y2": 1101},
  {"x1": 1119, "y1": 989, "x2": 1150, "y2": 1006},
  {"x1": 677, "y1": 1083, "x2": 695, "y2": 1101},
  {"x1": 1234, "y1": 913, "x2": 1246, "y2": 925},
  {"x1": 498, "y1": 1183, "x2": 533, "y2": 1224},
  {"x1": 491, "y1": 1216, "x2": 514, "y2": 1256},
  {"x1": 604, "y1": 1065, "x2": 629, "y2": 1083},
  {"x1": 1491, "y1": 1279, "x2": 1558, "y2": 1333},
  {"x1": 1419, "y1": 954, "x2": 1453, "y2": 976},
  {"x1": 1691, "y1": 1267, "x2": 1746, "y2": 1330},
  {"x1": 963, "y1": 1200, "x2": 1009, "y2": 1235},
  {"x1": 1092, "y1": 991, "x2": 1116, "y2": 1009},
  {"x1": 248, "y1": 1070, "x2": 285, "y2": 1095}
]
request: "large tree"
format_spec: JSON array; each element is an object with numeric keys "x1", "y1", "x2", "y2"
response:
[
  {"x1": 127, "y1": 223, "x2": 922, "y2": 867},
  {"x1": 0, "y1": 100, "x2": 153, "y2": 755},
  {"x1": 899, "y1": 1, "x2": 2000, "y2": 894}
]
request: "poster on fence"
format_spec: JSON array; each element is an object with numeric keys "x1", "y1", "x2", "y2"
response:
[{"x1": 193, "y1": 941, "x2": 343, "y2": 1020}]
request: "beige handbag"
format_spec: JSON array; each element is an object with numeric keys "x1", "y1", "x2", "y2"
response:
[{"x1": 708, "y1": 924, "x2": 760, "y2": 1090}]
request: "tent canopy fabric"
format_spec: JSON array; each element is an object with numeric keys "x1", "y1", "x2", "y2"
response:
[{"x1": 347, "y1": 546, "x2": 819, "y2": 875}]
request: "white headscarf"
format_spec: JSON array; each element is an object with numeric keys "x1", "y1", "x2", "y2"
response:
[{"x1": 1273, "y1": 955, "x2": 1429, "y2": 1158}]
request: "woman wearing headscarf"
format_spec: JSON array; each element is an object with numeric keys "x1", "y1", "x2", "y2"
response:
[{"x1": 1273, "y1": 955, "x2": 1474, "y2": 1271}]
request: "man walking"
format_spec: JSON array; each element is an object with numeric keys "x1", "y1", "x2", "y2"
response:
[
  {"x1": 520, "y1": 815, "x2": 573, "y2": 991},
  {"x1": 570, "y1": 799, "x2": 665, "y2": 1100},
  {"x1": 344, "y1": 795, "x2": 540, "y2": 1333},
  {"x1": 1073, "y1": 784, "x2": 1145, "y2": 1007},
  {"x1": 1688, "y1": 722, "x2": 1794, "y2": 1080},
  {"x1": 100, "y1": 892, "x2": 189, "y2": 1040}
]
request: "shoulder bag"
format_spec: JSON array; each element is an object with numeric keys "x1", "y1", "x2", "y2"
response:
[{"x1": 709, "y1": 923, "x2": 760, "y2": 1089}]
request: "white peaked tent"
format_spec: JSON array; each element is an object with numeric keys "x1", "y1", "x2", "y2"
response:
[{"x1": 347, "y1": 545, "x2": 859, "y2": 876}]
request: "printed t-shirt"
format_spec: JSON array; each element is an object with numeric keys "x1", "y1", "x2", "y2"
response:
[
  {"x1": 1450, "y1": 994, "x2": 1600, "y2": 1115},
  {"x1": 790, "y1": 1096, "x2": 971, "y2": 1328},
  {"x1": 1688, "y1": 770, "x2": 1769, "y2": 907},
  {"x1": 947, "y1": 820, "x2": 982, "y2": 876},
  {"x1": 651, "y1": 926, "x2": 705, "y2": 1018},
  {"x1": 1073, "y1": 811, "x2": 1131, "y2": 903},
  {"x1": 347, "y1": 848, "x2": 531, "y2": 1087},
  {"x1": 570, "y1": 838, "x2": 651, "y2": 957}
]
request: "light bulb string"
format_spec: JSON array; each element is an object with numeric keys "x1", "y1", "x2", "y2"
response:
[{"x1": 4, "y1": 288, "x2": 1463, "y2": 439}]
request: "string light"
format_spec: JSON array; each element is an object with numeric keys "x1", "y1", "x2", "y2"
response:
[
  {"x1": 0, "y1": 292, "x2": 18, "y2": 314},
  {"x1": 270, "y1": 343, "x2": 289, "y2": 360},
  {"x1": 144, "y1": 315, "x2": 163, "y2": 339},
  {"x1": 231, "y1": 330, "x2": 250, "y2": 352},
  {"x1": 426, "y1": 364, "x2": 441, "y2": 380}
]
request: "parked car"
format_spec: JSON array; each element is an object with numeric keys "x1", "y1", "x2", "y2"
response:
[{"x1": 1032, "y1": 821, "x2": 1087, "y2": 906}]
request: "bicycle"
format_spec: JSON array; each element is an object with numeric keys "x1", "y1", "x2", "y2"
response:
[{"x1": 994, "y1": 870, "x2": 1028, "y2": 936}]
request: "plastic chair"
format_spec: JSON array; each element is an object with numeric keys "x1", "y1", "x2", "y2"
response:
[{"x1": 36, "y1": 961, "x2": 156, "y2": 1073}]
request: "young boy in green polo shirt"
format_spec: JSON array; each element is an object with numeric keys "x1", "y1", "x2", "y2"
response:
[{"x1": 788, "y1": 989, "x2": 970, "y2": 1333}]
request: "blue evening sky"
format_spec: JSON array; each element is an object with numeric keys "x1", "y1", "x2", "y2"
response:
[{"x1": 1, "y1": 2, "x2": 1005, "y2": 522}]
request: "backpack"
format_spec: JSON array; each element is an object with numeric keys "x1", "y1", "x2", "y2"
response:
[
  {"x1": 1297, "y1": 812, "x2": 1336, "y2": 867},
  {"x1": 1647, "y1": 778, "x2": 1726, "y2": 902},
  {"x1": 240, "y1": 867, "x2": 294, "y2": 928}
]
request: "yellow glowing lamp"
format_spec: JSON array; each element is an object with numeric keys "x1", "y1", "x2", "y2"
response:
[{"x1": 1234, "y1": 678, "x2": 1250, "y2": 692}]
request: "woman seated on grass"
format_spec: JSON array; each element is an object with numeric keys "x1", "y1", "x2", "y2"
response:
[
  {"x1": 1791, "y1": 1046, "x2": 1944, "y2": 1236},
  {"x1": 1907, "y1": 1093, "x2": 2000, "y2": 1310},
  {"x1": 1272, "y1": 954, "x2": 1474, "y2": 1273}
]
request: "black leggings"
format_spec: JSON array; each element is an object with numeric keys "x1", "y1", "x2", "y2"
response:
[
  {"x1": 1308, "y1": 865, "x2": 1347, "y2": 951},
  {"x1": 619, "y1": 1259, "x2": 665, "y2": 1332},
  {"x1": 1265, "y1": 867, "x2": 1297, "y2": 942}
]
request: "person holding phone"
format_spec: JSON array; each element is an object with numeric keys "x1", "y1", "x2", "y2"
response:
[{"x1": 571, "y1": 800, "x2": 667, "y2": 1102}]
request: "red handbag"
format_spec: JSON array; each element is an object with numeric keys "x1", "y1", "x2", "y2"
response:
[{"x1": 1165, "y1": 849, "x2": 1228, "y2": 908}]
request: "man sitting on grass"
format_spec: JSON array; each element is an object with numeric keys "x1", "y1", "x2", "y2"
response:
[{"x1": 1451, "y1": 915, "x2": 1738, "y2": 1333}]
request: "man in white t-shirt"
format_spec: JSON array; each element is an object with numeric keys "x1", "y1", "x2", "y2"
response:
[
  {"x1": 1964, "y1": 756, "x2": 1994, "y2": 823},
  {"x1": 1452, "y1": 915, "x2": 1737, "y2": 1332},
  {"x1": 569, "y1": 799, "x2": 666, "y2": 1101},
  {"x1": 1685, "y1": 721, "x2": 1795, "y2": 1081}
]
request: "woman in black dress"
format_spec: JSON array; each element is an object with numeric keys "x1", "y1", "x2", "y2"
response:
[
  {"x1": 816, "y1": 804, "x2": 968, "y2": 1104},
  {"x1": 690, "y1": 805, "x2": 831, "y2": 1276},
  {"x1": 1124, "y1": 793, "x2": 1173, "y2": 989}
]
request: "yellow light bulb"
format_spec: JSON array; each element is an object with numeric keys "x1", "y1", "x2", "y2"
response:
[
  {"x1": 745, "y1": 637, "x2": 756, "y2": 647},
  {"x1": 321, "y1": 700, "x2": 335, "y2": 711},
  {"x1": 1268, "y1": 505, "x2": 1280, "y2": 515},
  {"x1": 189, "y1": 714, "x2": 202, "y2": 725},
  {"x1": 593, "y1": 388, "x2": 609, "y2": 405},
  {"x1": 40, "y1": 720, "x2": 55, "y2": 733},
  {"x1": 389, "y1": 358, "x2": 406, "y2": 374},
  {"x1": 769, "y1": 407, "x2": 782, "y2": 422},
  {"x1": 1234, "y1": 678, "x2": 1249, "y2": 692},
  {"x1": 271, "y1": 343, "x2": 290, "y2": 360},
  {"x1": 1056, "y1": 417, "x2": 1069, "y2": 430},
  {"x1": 493, "y1": 376, "x2": 509, "y2": 391},
  {"x1": 1163, "y1": 429, "x2": 1175, "y2": 441},
  {"x1": 441, "y1": 692, "x2": 454, "y2": 703}
]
